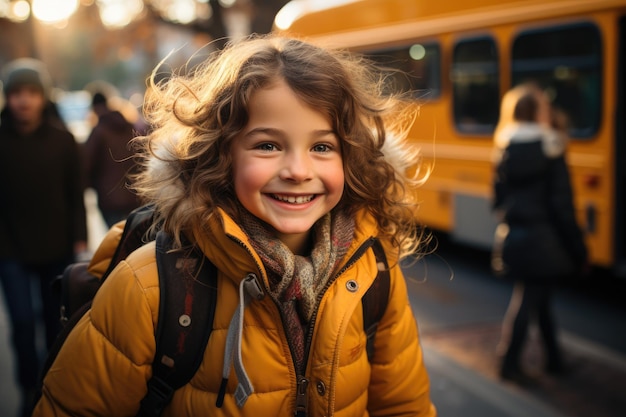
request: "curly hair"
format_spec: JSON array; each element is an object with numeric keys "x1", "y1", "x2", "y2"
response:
[{"x1": 132, "y1": 34, "x2": 428, "y2": 259}]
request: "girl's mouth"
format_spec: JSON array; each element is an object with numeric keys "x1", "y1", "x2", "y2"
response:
[{"x1": 271, "y1": 194, "x2": 316, "y2": 204}]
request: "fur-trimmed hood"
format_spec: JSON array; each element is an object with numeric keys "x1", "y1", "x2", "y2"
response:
[{"x1": 495, "y1": 122, "x2": 566, "y2": 158}]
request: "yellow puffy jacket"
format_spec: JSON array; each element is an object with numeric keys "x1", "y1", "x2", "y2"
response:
[{"x1": 34, "y1": 209, "x2": 436, "y2": 417}]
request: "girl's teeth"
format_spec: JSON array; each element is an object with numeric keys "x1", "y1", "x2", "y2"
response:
[{"x1": 275, "y1": 195, "x2": 313, "y2": 204}]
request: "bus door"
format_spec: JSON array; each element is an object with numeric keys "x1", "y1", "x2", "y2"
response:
[{"x1": 616, "y1": 16, "x2": 626, "y2": 276}]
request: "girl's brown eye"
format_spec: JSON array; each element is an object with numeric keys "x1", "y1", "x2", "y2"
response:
[
  {"x1": 312, "y1": 144, "x2": 331, "y2": 153},
  {"x1": 256, "y1": 143, "x2": 276, "y2": 152}
]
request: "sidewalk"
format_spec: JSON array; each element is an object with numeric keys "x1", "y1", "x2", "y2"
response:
[{"x1": 421, "y1": 323, "x2": 626, "y2": 417}]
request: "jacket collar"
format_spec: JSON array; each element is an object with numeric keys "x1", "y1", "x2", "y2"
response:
[
  {"x1": 191, "y1": 208, "x2": 380, "y2": 286},
  {"x1": 495, "y1": 122, "x2": 565, "y2": 158}
]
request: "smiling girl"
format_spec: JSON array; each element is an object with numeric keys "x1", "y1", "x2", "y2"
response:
[{"x1": 33, "y1": 34, "x2": 436, "y2": 417}]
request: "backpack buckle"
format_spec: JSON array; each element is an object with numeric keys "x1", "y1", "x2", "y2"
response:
[{"x1": 138, "y1": 376, "x2": 175, "y2": 416}]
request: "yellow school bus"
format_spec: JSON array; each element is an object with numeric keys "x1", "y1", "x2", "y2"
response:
[{"x1": 275, "y1": 0, "x2": 626, "y2": 275}]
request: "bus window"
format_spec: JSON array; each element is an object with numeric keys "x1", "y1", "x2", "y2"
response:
[
  {"x1": 512, "y1": 23, "x2": 602, "y2": 138},
  {"x1": 452, "y1": 37, "x2": 499, "y2": 134},
  {"x1": 366, "y1": 42, "x2": 441, "y2": 100}
]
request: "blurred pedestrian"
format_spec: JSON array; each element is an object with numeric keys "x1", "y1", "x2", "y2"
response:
[
  {"x1": 0, "y1": 58, "x2": 88, "y2": 417},
  {"x1": 33, "y1": 34, "x2": 436, "y2": 416},
  {"x1": 491, "y1": 83, "x2": 588, "y2": 384},
  {"x1": 83, "y1": 90, "x2": 141, "y2": 227}
]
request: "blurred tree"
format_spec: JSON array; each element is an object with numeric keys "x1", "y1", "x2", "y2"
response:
[
  {"x1": 1, "y1": 0, "x2": 292, "y2": 93},
  {"x1": 145, "y1": 0, "x2": 291, "y2": 47},
  {"x1": 249, "y1": 0, "x2": 290, "y2": 34},
  {"x1": 0, "y1": 15, "x2": 38, "y2": 64}
]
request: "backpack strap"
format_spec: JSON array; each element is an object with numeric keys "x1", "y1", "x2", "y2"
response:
[
  {"x1": 138, "y1": 231, "x2": 218, "y2": 417},
  {"x1": 362, "y1": 238, "x2": 390, "y2": 361},
  {"x1": 102, "y1": 204, "x2": 158, "y2": 280}
]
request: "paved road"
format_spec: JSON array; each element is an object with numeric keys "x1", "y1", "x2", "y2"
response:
[{"x1": 407, "y1": 235, "x2": 626, "y2": 417}]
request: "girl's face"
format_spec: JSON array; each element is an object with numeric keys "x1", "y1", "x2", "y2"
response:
[{"x1": 232, "y1": 79, "x2": 344, "y2": 254}]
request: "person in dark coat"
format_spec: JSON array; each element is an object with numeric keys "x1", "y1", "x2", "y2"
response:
[
  {"x1": 0, "y1": 57, "x2": 88, "y2": 417},
  {"x1": 491, "y1": 83, "x2": 588, "y2": 385},
  {"x1": 83, "y1": 91, "x2": 141, "y2": 227}
]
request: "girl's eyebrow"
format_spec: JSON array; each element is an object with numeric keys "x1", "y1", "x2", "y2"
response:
[
  {"x1": 243, "y1": 127, "x2": 282, "y2": 138},
  {"x1": 244, "y1": 127, "x2": 337, "y2": 139}
]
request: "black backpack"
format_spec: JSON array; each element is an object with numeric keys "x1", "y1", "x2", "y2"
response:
[{"x1": 37, "y1": 204, "x2": 390, "y2": 416}]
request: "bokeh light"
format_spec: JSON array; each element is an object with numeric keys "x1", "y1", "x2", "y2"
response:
[
  {"x1": 409, "y1": 44, "x2": 426, "y2": 61},
  {"x1": 32, "y1": 0, "x2": 78, "y2": 24},
  {"x1": 96, "y1": 0, "x2": 144, "y2": 28},
  {"x1": 9, "y1": 0, "x2": 30, "y2": 22}
]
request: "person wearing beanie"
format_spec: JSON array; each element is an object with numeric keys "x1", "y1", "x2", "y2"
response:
[
  {"x1": 0, "y1": 58, "x2": 88, "y2": 417},
  {"x1": 83, "y1": 90, "x2": 141, "y2": 227},
  {"x1": 2, "y1": 58, "x2": 51, "y2": 97}
]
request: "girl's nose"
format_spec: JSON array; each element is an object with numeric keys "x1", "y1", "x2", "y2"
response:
[{"x1": 280, "y1": 152, "x2": 313, "y2": 182}]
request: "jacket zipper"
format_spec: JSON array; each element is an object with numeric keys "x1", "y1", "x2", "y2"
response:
[
  {"x1": 229, "y1": 234, "x2": 377, "y2": 417},
  {"x1": 297, "y1": 237, "x2": 376, "y2": 416},
  {"x1": 295, "y1": 375, "x2": 309, "y2": 417},
  {"x1": 303, "y1": 237, "x2": 376, "y2": 365},
  {"x1": 227, "y1": 235, "x2": 305, "y2": 413}
]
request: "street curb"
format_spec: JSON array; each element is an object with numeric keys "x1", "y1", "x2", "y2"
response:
[{"x1": 562, "y1": 330, "x2": 626, "y2": 373}]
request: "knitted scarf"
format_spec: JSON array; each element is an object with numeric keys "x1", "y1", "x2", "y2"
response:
[{"x1": 240, "y1": 209, "x2": 354, "y2": 372}]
